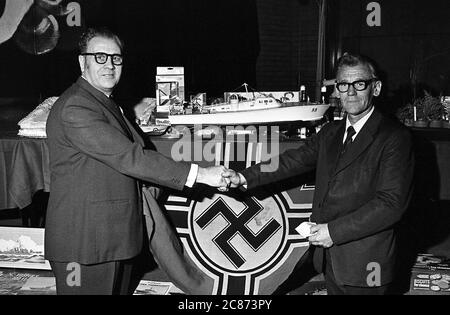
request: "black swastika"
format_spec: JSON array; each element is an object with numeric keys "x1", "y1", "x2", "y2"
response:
[{"x1": 195, "y1": 197, "x2": 281, "y2": 268}]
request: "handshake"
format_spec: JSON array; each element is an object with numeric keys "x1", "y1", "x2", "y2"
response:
[{"x1": 196, "y1": 166, "x2": 247, "y2": 192}]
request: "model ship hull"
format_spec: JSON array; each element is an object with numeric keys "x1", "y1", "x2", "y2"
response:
[{"x1": 168, "y1": 104, "x2": 330, "y2": 125}]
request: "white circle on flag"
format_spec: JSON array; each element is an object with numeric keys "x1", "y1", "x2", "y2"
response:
[{"x1": 190, "y1": 194, "x2": 287, "y2": 274}]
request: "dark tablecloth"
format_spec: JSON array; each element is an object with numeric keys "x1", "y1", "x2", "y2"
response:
[
  {"x1": 0, "y1": 137, "x2": 49, "y2": 209},
  {"x1": 1, "y1": 127, "x2": 450, "y2": 209},
  {"x1": 0, "y1": 133, "x2": 303, "y2": 210}
]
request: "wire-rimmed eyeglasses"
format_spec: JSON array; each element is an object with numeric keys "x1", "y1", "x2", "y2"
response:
[
  {"x1": 80, "y1": 52, "x2": 123, "y2": 66},
  {"x1": 335, "y1": 78, "x2": 377, "y2": 93}
]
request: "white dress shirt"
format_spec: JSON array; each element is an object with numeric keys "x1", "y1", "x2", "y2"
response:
[{"x1": 343, "y1": 106, "x2": 375, "y2": 143}]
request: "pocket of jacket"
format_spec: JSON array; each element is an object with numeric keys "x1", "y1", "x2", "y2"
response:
[{"x1": 89, "y1": 199, "x2": 132, "y2": 248}]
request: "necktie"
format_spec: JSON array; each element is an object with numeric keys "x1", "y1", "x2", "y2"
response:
[{"x1": 341, "y1": 126, "x2": 356, "y2": 154}]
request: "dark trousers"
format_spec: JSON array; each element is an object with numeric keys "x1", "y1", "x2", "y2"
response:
[
  {"x1": 323, "y1": 249, "x2": 391, "y2": 295},
  {"x1": 50, "y1": 259, "x2": 135, "y2": 295}
]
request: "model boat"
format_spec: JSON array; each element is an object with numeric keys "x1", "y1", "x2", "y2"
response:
[
  {"x1": 157, "y1": 84, "x2": 329, "y2": 126},
  {"x1": 168, "y1": 101, "x2": 329, "y2": 125}
]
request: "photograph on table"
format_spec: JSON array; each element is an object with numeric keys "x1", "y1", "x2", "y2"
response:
[{"x1": 0, "y1": 227, "x2": 51, "y2": 270}]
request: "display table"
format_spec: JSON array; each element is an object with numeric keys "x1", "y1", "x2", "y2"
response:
[
  {"x1": 0, "y1": 133, "x2": 307, "y2": 211},
  {"x1": 0, "y1": 267, "x2": 189, "y2": 295},
  {"x1": 0, "y1": 127, "x2": 449, "y2": 294},
  {"x1": 1, "y1": 128, "x2": 450, "y2": 208},
  {"x1": 0, "y1": 132, "x2": 314, "y2": 294}
]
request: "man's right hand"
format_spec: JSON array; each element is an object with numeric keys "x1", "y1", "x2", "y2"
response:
[
  {"x1": 196, "y1": 166, "x2": 230, "y2": 188},
  {"x1": 220, "y1": 169, "x2": 247, "y2": 190}
]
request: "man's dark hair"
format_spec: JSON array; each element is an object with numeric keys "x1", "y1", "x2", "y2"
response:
[
  {"x1": 78, "y1": 27, "x2": 124, "y2": 54},
  {"x1": 335, "y1": 53, "x2": 378, "y2": 79}
]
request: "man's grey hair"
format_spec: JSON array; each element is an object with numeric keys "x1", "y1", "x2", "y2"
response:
[{"x1": 335, "y1": 53, "x2": 378, "y2": 79}]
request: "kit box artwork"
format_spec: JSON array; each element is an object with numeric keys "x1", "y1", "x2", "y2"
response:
[
  {"x1": 155, "y1": 67, "x2": 185, "y2": 107},
  {"x1": 410, "y1": 254, "x2": 450, "y2": 295}
]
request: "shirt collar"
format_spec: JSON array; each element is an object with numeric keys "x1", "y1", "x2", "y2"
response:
[
  {"x1": 76, "y1": 77, "x2": 119, "y2": 111},
  {"x1": 78, "y1": 76, "x2": 113, "y2": 99},
  {"x1": 344, "y1": 106, "x2": 375, "y2": 140}
]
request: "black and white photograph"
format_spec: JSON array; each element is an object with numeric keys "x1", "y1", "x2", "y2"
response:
[
  {"x1": 0, "y1": 227, "x2": 50, "y2": 270},
  {"x1": 0, "y1": 0, "x2": 449, "y2": 301}
]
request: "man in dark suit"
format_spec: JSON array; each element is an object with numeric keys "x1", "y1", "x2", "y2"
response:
[
  {"x1": 45, "y1": 27, "x2": 228, "y2": 295},
  {"x1": 222, "y1": 53, "x2": 414, "y2": 295}
]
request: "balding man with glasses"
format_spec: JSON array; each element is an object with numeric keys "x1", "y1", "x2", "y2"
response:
[
  {"x1": 45, "y1": 27, "x2": 229, "y2": 294},
  {"x1": 223, "y1": 53, "x2": 415, "y2": 295}
]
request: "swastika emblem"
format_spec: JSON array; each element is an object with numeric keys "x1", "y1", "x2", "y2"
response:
[
  {"x1": 164, "y1": 141, "x2": 313, "y2": 294},
  {"x1": 166, "y1": 190, "x2": 311, "y2": 294},
  {"x1": 190, "y1": 194, "x2": 287, "y2": 273},
  {"x1": 195, "y1": 197, "x2": 281, "y2": 269}
]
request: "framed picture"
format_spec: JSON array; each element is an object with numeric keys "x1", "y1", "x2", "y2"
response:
[{"x1": 0, "y1": 227, "x2": 51, "y2": 270}]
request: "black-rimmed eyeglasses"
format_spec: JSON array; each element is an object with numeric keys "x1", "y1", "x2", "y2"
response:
[
  {"x1": 335, "y1": 78, "x2": 377, "y2": 93},
  {"x1": 80, "y1": 52, "x2": 123, "y2": 66}
]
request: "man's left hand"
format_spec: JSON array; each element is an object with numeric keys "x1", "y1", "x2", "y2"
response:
[{"x1": 308, "y1": 224, "x2": 333, "y2": 248}]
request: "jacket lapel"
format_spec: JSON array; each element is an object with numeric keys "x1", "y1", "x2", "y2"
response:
[
  {"x1": 124, "y1": 115, "x2": 145, "y2": 146},
  {"x1": 333, "y1": 109, "x2": 382, "y2": 175},
  {"x1": 108, "y1": 99, "x2": 135, "y2": 141},
  {"x1": 76, "y1": 78, "x2": 134, "y2": 140}
]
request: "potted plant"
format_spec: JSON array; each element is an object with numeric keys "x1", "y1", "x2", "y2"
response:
[
  {"x1": 397, "y1": 98, "x2": 427, "y2": 127},
  {"x1": 396, "y1": 103, "x2": 414, "y2": 127},
  {"x1": 422, "y1": 91, "x2": 445, "y2": 128},
  {"x1": 398, "y1": 91, "x2": 446, "y2": 128},
  {"x1": 442, "y1": 99, "x2": 450, "y2": 128}
]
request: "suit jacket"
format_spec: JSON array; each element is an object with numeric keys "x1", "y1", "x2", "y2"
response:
[
  {"x1": 242, "y1": 109, "x2": 414, "y2": 286},
  {"x1": 45, "y1": 77, "x2": 191, "y2": 265}
]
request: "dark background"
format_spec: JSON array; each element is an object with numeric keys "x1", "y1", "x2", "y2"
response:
[
  {"x1": 0, "y1": 0, "x2": 449, "y2": 288},
  {"x1": 329, "y1": 0, "x2": 450, "y2": 112},
  {"x1": 1, "y1": 0, "x2": 449, "y2": 108},
  {"x1": 0, "y1": 0, "x2": 260, "y2": 103}
]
